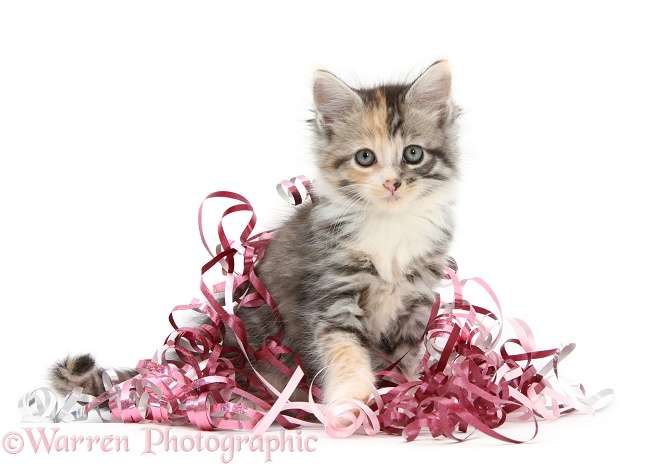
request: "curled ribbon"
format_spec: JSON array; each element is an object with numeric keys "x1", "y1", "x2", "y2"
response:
[
  {"x1": 19, "y1": 176, "x2": 614, "y2": 442},
  {"x1": 19, "y1": 386, "x2": 93, "y2": 423}
]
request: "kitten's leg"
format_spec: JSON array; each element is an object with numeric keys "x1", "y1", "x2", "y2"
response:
[
  {"x1": 317, "y1": 331, "x2": 375, "y2": 406},
  {"x1": 393, "y1": 344, "x2": 424, "y2": 381},
  {"x1": 383, "y1": 302, "x2": 432, "y2": 381}
]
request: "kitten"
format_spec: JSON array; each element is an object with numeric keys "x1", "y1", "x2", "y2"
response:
[{"x1": 50, "y1": 60, "x2": 460, "y2": 410}]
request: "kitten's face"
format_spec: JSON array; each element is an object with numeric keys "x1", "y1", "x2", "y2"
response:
[{"x1": 312, "y1": 61, "x2": 459, "y2": 212}]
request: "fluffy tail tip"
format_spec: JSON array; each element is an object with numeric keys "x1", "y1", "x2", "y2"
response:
[{"x1": 49, "y1": 353, "x2": 104, "y2": 396}]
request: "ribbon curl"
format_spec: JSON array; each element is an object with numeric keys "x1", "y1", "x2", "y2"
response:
[{"x1": 19, "y1": 176, "x2": 614, "y2": 442}]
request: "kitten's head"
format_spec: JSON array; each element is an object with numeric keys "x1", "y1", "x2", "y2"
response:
[{"x1": 310, "y1": 60, "x2": 460, "y2": 212}]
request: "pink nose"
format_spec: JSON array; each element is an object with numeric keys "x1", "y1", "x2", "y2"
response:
[{"x1": 383, "y1": 179, "x2": 401, "y2": 194}]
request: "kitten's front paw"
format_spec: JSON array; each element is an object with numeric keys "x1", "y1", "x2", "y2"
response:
[{"x1": 324, "y1": 381, "x2": 374, "y2": 428}]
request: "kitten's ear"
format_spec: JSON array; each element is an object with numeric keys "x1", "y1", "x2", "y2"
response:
[
  {"x1": 406, "y1": 60, "x2": 452, "y2": 117},
  {"x1": 313, "y1": 70, "x2": 362, "y2": 127}
]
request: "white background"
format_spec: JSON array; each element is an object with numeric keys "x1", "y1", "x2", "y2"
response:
[{"x1": 1, "y1": 1, "x2": 657, "y2": 464}]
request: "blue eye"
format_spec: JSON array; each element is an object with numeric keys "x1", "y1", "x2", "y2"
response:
[
  {"x1": 403, "y1": 145, "x2": 424, "y2": 164},
  {"x1": 355, "y1": 149, "x2": 376, "y2": 167}
]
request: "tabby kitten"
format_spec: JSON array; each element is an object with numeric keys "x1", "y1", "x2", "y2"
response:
[{"x1": 50, "y1": 60, "x2": 460, "y2": 409}]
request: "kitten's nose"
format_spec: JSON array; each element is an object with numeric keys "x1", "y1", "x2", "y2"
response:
[{"x1": 383, "y1": 179, "x2": 401, "y2": 194}]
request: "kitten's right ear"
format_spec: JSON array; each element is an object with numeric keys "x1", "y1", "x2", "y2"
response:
[{"x1": 313, "y1": 70, "x2": 362, "y2": 128}]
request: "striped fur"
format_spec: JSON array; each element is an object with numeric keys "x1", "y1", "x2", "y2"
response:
[{"x1": 49, "y1": 354, "x2": 136, "y2": 397}]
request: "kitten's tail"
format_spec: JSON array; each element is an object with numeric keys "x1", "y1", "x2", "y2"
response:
[{"x1": 49, "y1": 354, "x2": 137, "y2": 397}]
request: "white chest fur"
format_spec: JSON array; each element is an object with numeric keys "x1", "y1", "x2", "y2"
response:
[
  {"x1": 352, "y1": 204, "x2": 449, "y2": 340},
  {"x1": 313, "y1": 196, "x2": 452, "y2": 339},
  {"x1": 355, "y1": 204, "x2": 447, "y2": 282}
]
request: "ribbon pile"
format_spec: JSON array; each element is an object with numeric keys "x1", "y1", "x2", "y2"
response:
[{"x1": 20, "y1": 176, "x2": 614, "y2": 442}]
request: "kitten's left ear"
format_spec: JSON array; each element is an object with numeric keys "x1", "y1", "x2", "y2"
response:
[
  {"x1": 406, "y1": 60, "x2": 453, "y2": 118},
  {"x1": 313, "y1": 70, "x2": 362, "y2": 128}
]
